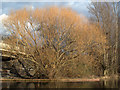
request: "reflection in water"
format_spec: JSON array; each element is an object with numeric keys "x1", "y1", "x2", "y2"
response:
[{"x1": 1, "y1": 79, "x2": 120, "y2": 88}]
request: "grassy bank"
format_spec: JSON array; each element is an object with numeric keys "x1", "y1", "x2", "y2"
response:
[
  {"x1": 1, "y1": 75, "x2": 119, "y2": 82},
  {"x1": 100, "y1": 75, "x2": 119, "y2": 80},
  {"x1": 1, "y1": 78, "x2": 100, "y2": 82}
]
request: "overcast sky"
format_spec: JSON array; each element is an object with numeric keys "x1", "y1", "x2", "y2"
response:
[
  {"x1": 1, "y1": 2, "x2": 90, "y2": 16},
  {"x1": 0, "y1": 1, "x2": 91, "y2": 35}
]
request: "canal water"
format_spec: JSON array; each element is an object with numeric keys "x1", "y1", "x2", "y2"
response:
[{"x1": 1, "y1": 79, "x2": 120, "y2": 88}]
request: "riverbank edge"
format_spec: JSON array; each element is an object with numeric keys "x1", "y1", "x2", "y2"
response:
[
  {"x1": 1, "y1": 75, "x2": 119, "y2": 82},
  {"x1": 0, "y1": 78, "x2": 100, "y2": 82}
]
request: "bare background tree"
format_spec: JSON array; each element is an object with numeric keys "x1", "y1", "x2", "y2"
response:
[{"x1": 88, "y1": 2, "x2": 119, "y2": 76}]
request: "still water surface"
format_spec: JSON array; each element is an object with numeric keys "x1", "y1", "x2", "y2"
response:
[{"x1": 1, "y1": 79, "x2": 120, "y2": 88}]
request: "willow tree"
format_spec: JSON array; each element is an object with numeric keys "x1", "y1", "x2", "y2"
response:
[{"x1": 3, "y1": 7, "x2": 106, "y2": 78}]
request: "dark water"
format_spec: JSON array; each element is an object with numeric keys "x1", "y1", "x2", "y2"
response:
[{"x1": 1, "y1": 79, "x2": 120, "y2": 88}]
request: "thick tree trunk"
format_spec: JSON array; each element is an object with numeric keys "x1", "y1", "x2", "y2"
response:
[
  {"x1": 104, "y1": 49, "x2": 109, "y2": 76},
  {"x1": 118, "y1": 3, "x2": 120, "y2": 73}
]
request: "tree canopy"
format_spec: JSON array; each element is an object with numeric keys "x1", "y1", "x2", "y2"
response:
[{"x1": 3, "y1": 7, "x2": 107, "y2": 78}]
